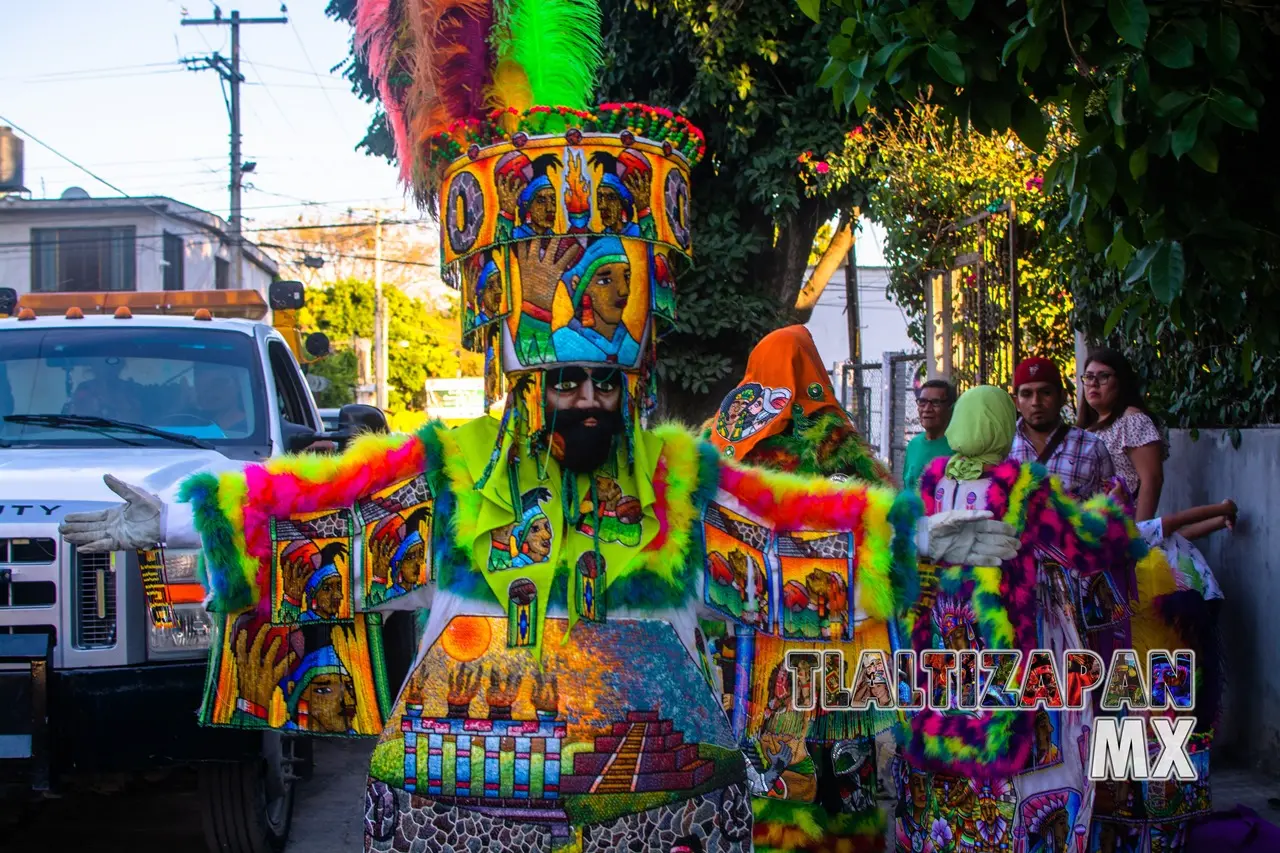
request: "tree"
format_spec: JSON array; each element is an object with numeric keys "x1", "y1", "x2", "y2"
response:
[
  {"x1": 325, "y1": 0, "x2": 868, "y2": 421},
  {"x1": 804, "y1": 0, "x2": 1280, "y2": 426},
  {"x1": 299, "y1": 278, "x2": 481, "y2": 414},
  {"x1": 799, "y1": 99, "x2": 1076, "y2": 389}
]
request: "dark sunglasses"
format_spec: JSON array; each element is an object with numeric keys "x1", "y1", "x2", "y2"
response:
[{"x1": 549, "y1": 367, "x2": 622, "y2": 393}]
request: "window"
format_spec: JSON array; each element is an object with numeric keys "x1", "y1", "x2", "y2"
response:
[
  {"x1": 0, "y1": 327, "x2": 268, "y2": 448},
  {"x1": 215, "y1": 257, "x2": 229, "y2": 290},
  {"x1": 268, "y1": 340, "x2": 314, "y2": 429},
  {"x1": 31, "y1": 226, "x2": 136, "y2": 292},
  {"x1": 162, "y1": 231, "x2": 184, "y2": 291}
]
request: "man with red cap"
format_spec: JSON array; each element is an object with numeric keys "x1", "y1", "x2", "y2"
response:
[{"x1": 1009, "y1": 355, "x2": 1114, "y2": 497}]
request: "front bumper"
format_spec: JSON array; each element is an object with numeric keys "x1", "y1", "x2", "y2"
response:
[{"x1": 1, "y1": 658, "x2": 262, "y2": 793}]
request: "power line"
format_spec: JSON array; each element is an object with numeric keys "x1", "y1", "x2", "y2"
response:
[
  {"x1": 289, "y1": 19, "x2": 348, "y2": 131},
  {"x1": 0, "y1": 218, "x2": 424, "y2": 252},
  {"x1": 0, "y1": 116, "x2": 131, "y2": 198}
]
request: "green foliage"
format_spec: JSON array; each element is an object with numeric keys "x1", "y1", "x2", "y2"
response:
[
  {"x1": 299, "y1": 279, "x2": 469, "y2": 414},
  {"x1": 805, "y1": 0, "x2": 1280, "y2": 426},
  {"x1": 326, "y1": 0, "x2": 866, "y2": 421},
  {"x1": 798, "y1": 101, "x2": 1074, "y2": 389}
]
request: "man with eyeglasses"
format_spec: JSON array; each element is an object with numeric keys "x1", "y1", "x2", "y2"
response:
[
  {"x1": 902, "y1": 379, "x2": 956, "y2": 489},
  {"x1": 1009, "y1": 356, "x2": 1114, "y2": 498}
]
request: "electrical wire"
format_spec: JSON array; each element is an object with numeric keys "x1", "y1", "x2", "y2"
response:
[
  {"x1": 289, "y1": 19, "x2": 348, "y2": 131},
  {"x1": 0, "y1": 115, "x2": 131, "y2": 198}
]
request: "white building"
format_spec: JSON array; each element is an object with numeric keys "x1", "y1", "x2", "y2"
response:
[
  {"x1": 805, "y1": 264, "x2": 917, "y2": 369},
  {"x1": 0, "y1": 193, "x2": 277, "y2": 297}
]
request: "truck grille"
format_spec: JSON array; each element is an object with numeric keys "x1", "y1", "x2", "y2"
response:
[{"x1": 74, "y1": 550, "x2": 116, "y2": 648}]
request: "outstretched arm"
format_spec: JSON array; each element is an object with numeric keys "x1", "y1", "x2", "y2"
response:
[
  {"x1": 1160, "y1": 499, "x2": 1235, "y2": 538},
  {"x1": 59, "y1": 475, "x2": 201, "y2": 551}
]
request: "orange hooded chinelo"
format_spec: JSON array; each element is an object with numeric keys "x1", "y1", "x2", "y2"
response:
[{"x1": 709, "y1": 325, "x2": 852, "y2": 460}]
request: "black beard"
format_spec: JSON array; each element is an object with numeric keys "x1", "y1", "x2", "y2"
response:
[{"x1": 552, "y1": 408, "x2": 623, "y2": 473}]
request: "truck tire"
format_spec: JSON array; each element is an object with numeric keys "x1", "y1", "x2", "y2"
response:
[{"x1": 199, "y1": 732, "x2": 296, "y2": 853}]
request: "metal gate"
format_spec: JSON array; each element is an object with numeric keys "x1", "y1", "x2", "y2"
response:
[
  {"x1": 923, "y1": 201, "x2": 1020, "y2": 391},
  {"x1": 833, "y1": 352, "x2": 926, "y2": 479}
]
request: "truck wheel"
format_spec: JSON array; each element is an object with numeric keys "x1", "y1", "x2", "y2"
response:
[{"x1": 199, "y1": 732, "x2": 297, "y2": 853}]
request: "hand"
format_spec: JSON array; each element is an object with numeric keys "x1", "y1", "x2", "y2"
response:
[
  {"x1": 496, "y1": 171, "x2": 524, "y2": 218},
  {"x1": 486, "y1": 665, "x2": 522, "y2": 708},
  {"x1": 927, "y1": 510, "x2": 1020, "y2": 566},
  {"x1": 1221, "y1": 499, "x2": 1238, "y2": 531},
  {"x1": 235, "y1": 624, "x2": 291, "y2": 710},
  {"x1": 58, "y1": 474, "x2": 164, "y2": 552},
  {"x1": 515, "y1": 238, "x2": 582, "y2": 311},
  {"x1": 281, "y1": 554, "x2": 313, "y2": 603},
  {"x1": 370, "y1": 535, "x2": 398, "y2": 579},
  {"x1": 622, "y1": 169, "x2": 651, "y2": 209}
]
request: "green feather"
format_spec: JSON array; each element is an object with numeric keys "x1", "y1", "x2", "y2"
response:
[{"x1": 503, "y1": 0, "x2": 603, "y2": 111}]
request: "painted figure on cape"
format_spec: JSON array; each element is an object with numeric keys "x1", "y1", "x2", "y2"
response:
[
  {"x1": 367, "y1": 509, "x2": 429, "y2": 606},
  {"x1": 279, "y1": 540, "x2": 348, "y2": 622},
  {"x1": 487, "y1": 487, "x2": 554, "y2": 571},
  {"x1": 495, "y1": 151, "x2": 562, "y2": 241},
  {"x1": 281, "y1": 645, "x2": 358, "y2": 734},
  {"x1": 56, "y1": 4, "x2": 1023, "y2": 851},
  {"x1": 590, "y1": 149, "x2": 657, "y2": 238}
]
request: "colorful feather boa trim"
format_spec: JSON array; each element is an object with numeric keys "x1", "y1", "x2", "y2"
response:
[
  {"x1": 608, "y1": 424, "x2": 719, "y2": 609},
  {"x1": 718, "y1": 461, "x2": 919, "y2": 622},
  {"x1": 179, "y1": 472, "x2": 258, "y2": 612},
  {"x1": 906, "y1": 457, "x2": 1146, "y2": 777}
]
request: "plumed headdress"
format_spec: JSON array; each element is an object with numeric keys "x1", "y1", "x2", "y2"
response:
[{"x1": 354, "y1": 0, "x2": 703, "y2": 395}]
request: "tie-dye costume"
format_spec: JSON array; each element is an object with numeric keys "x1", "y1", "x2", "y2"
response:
[{"x1": 895, "y1": 457, "x2": 1214, "y2": 853}]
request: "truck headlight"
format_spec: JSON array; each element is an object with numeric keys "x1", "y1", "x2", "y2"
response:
[{"x1": 147, "y1": 603, "x2": 214, "y2": 658}]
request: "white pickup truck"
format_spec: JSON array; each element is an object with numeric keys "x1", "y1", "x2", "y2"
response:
[{"x1": 0, "y1": 283, "x2": 407, "y2": 851}]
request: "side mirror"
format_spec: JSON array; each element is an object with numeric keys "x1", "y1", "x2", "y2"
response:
[
  {"x1": 268, "y1": 280, "x2": 305, "y2": 311},
  {"x1": 337, "y1": 404, "x2": 389, "y2": 436},
  {"x1": 281, "y1": 420, "x2": 319, "y2": 453},
  {"x1": 304, "y1": 332, "x2": 330, "y2": 358}
]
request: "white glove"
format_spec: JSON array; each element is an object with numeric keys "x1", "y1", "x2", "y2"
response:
[
  {"x1": 919, "y1": 510, "x2": 1019, "y2": 566},
  {"x1": 58, "y1": 475, "x2": 165, "y2": 552}
]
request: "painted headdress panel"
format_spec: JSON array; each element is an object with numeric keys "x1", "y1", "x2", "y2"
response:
[
  {"x1": 354, "y1": 0, "x2": 703, "y2": 380},
  {"x1": 447, "y1": 117, "x2": 697, "y2": 377}
]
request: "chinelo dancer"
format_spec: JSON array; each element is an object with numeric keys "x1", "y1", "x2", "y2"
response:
[
  {"x1": 895, "y1": 386, "x2": 1150, "y2": 853},
  {"x1": 57, "y1": 2, "x2": 1021, "y2": 849},
  {"x1": 706, "y1": 324, "x2": 904, "y2": 853}
]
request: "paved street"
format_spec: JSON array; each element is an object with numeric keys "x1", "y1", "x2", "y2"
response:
[
  {"x1": 5, "y1": 739, "x2": 373, "y2": 852},
  {"x1": 5, "y1": 743, "x2": 1278, "y2": 851}
]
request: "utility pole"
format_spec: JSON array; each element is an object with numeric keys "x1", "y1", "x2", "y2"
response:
[
  {"x1": 844, "y1": 211, "x2": 862, "y2": 365},
  {"x1": 181, "y1": 7, "x2": 287, "y2": 292},
  {"x1": 373, "y1": 212, "x2": 389, "y2": 411}
]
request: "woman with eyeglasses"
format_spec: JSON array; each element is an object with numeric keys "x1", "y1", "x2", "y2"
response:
[{"x1": 1077, "y1": 348, "x2": 1168, "y2": 521}]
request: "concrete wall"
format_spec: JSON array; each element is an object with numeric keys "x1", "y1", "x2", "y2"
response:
[{"x1": 1158, "y1": 427, "x2": 1280, "y2": 775}]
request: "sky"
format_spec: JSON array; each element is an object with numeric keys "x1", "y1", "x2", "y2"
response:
[{"x1": 1, "y1": 0, "x2": 887, "y2": 264}]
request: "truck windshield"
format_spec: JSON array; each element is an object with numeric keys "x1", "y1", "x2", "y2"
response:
[{"x1": 0, "y1": 326, "x2": 268, "y2": 448}]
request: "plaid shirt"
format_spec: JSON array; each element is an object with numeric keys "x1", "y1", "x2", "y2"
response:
[{"x1": 1009, "y1": 420, "x2": 1115, "y2": 498}]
